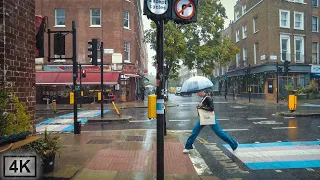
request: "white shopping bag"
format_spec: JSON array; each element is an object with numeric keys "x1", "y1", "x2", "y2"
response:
[{"x1": 198, "y1": 109, "x2": 215, "y2": 125}]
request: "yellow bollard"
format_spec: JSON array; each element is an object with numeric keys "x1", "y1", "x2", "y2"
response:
[
  {"x1": 53, "y1": 99, "x2": 57, "y2": 113},
  {"x1": 81, "y1": 91, "x2": 84, "y2": 97},
  {"x1": 70, "y1": 92, "x2": 74, "y2": 104},
  {"x1": 288, "y1": 95, "x2": 297, "y2": 112},
  {"x1": 148, "y1": 95, "x2": 157, "y2": 119},
  {"x1": 97, "y1": 92, "x2": 102, "y2": 101},
  {"x1": 112, "y1": 101, "x2": 120, "y2": 116}
]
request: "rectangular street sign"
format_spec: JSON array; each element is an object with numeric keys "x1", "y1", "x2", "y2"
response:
[{"x1": 104, "y1": 49, "x2": 114, "y2": 54}]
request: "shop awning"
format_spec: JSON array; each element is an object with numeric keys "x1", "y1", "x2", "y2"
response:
[
  {"x1": 36, "y1": 72, "x2": 120, "y2": 85},
  {"x1": 311, "y1": 73, "x2": 320, "y2": 79}
]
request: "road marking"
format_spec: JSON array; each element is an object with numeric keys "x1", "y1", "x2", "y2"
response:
[
  {"x1": 247, "y1": 117, "x2": 267, "y2": 120},
  {"x1": 318, "y1": 126, "x2": 320, "y2": 128},
  {"x1": 167, "y1": 130, "x2": 192, "y2": 133},
  {"x1": 272, "y1": 127, "x2": 297, "y2": 129},
  {"x1": 253, "y1": 121, "x2": 283, "y2": 125},
  {"x1": 255, "y1": 142, "x2": 260, "y2": 143},
  {"x1": 217, "y1": 119, "x2": 229, "y2": 121},
  {"x1": 223, "y1": 129, "x2": 249, "y2": 132},
  {"x1": 306, "y1": 168, "x2": 315, "y2": 171},
  {"x1": 275, "y1": 170, "x2": 282, "y2": 172},
  {"x1": 169, "y1": 119, "x2": 190, "y2": 122},
  {"x1": 129, "y1": 120, "x2": 152, "y2": 123},
  {"x1": 284, "y1": 117, "x2": 295, "y2": 119},
  {"x1": 277, "y1": 141, "x2": 282, "y2": 142}
]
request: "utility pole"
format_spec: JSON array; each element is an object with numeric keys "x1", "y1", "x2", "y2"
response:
[
  {"x1": 72, "y1": 21, "x2": 80, "y2": 134},
  {"x1": 276, "y1": 61, "x2": 279, "y2": 104},
  {"x1": 100, "y1": 41, "x2": 104, "y2": 118}
]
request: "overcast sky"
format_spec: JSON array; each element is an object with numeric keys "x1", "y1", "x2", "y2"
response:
[{"x1": 140, "y1": 0, "x2": 236, "y2": 75}]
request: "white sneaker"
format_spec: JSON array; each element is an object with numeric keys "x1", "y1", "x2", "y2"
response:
[{"x1": 183, "y1": 149, "x2": 190, "y2": 154}]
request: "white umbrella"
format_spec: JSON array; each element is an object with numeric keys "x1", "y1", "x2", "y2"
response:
[
  {"x1": 181, "y1": 76, "x2": 213, "y2": 93},
  {"x1": 145, "y1": 85, "x2": 153, "y2": 88}
]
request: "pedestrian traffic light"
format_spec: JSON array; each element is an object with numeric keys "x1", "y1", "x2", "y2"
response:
[
  {"x1": 88, "y1": 39, "x2": 98, "y2": 65},
  {"x1": 143, "y1": 0, "x2": 172, "y2": 21},
  {"x1": 171, "y1": 0, "x2": 198, "y2": 24},
  {"x1": 81, "y1": 69, "x2": 86, "y2": 78},
  {"x1": 278, "y1": 67, "x2": 283, "y2": 73},
  {"x1": 284, "y1": 61, "x2": 291, "y2": 73}
]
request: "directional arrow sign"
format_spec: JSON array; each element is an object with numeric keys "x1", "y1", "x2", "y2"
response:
[{"x1": 174, "y1": 0, "x2": 195, "y2": 19}]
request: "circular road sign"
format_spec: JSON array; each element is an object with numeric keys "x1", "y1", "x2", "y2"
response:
[
  {"x1": 147, "y1": 0, "x2": 169, "y2": 15},
  {"x1": 175, "y1": 0, "x2": 195, "y2": 19}
]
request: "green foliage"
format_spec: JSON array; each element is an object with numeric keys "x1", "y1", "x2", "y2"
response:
[
  {"x1": 0, "y1": 91, "x2": 31, "y2": 136},
  {"x1": 27, "y1": 128, "x2": 63, "y2": 157},
  {"x1": 316, "y1": 93, "x2": 320, "y2": 99},
  {"x1": 307, "y1": 93, "x2": 315, "y2": 100},
  {"x1": 285, "y1": 84, "x2": 294, "y2": 92}
]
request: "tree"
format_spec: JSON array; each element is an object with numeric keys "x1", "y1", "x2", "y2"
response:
[{"x1": 144, "y1": 21, "x2": 186, "y2": 79}]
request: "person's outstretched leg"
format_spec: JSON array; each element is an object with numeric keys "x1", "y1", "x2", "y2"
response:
[
  {"x1": 185, "y1": 120, "x2": 205, "y2": 150},
  {"x1": 210, "y1": 117, "x2": 238, "y2": 150}
]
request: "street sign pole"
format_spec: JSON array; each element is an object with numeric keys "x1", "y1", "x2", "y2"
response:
[
  {"x1": 276, "y1": 61, "x2": 279, "y2": 104},
  {"x1": 248, "y1": 64, "x2": 251, "y2": 103},
  {"x1": 156, "y1": 20, "x2": 165, "y2": 180},
  {"x1": 100, "y1": 42, "x2": 104, "y2": 118},
  {"x1": 72, "y1": 21, "x2": 80, "y2": 134},
  {"x1": 79, "y1": 64, "x2": 83, "y2": 108}
]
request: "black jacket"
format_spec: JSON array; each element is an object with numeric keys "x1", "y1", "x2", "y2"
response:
[{"x1": 198, "y1": 96, "x2": 214, "y2": 111}]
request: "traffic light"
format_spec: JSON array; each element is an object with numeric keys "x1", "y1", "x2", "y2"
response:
[
  {"x1": 88, "y1": 39, "x2": 98, "y2": 65},
  {"x1": 278, "y1": 67, "x2": 283, "y2": 73},
  {"x1": 81, "y1": 69, "x2": 86, "y2": 78},
  {"x1": 245, "y1": 67, "x2": 250, "y2": 75},
  {"x1": 284, "y1": 61, "x2": 291, "y2": 73},
  {"x1": 143, "y1": 0, "x2": 171, "y2": 21},
  {"x1": 171, "y1": 0, "x2": 198, "y2": 24}
]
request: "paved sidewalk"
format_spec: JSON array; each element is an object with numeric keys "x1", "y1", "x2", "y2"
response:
[{"x1": 42, "y1": 129, "x2": 217, "y2": 180}]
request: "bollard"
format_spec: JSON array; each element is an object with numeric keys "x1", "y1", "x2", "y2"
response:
[
  {"x1": 70, "y1": 92, "x2": 74, "y2": 105},
  {"x1": 97, "y1": 91, "x2": 102, "y2": 101},
  {"x1": 53, "y1": 99, "x2": 57, "y2": 113},
  {"x1": 288, "y1": 95, "x2": 297, "y2": 112},
  {"x1": 148, "y1": 95, "x2": 157, "y2": 119}
]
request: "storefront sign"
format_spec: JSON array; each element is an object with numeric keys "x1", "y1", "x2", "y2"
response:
[
  {"x1": 122, "y1": 65, "x2": 137, "y2": 73},
  {"x1": 43, "y1": 65, "x2": 111, "y2": 72},
  {"x1": 311, "y1": 65, "x2": 320, "y2": 73}
]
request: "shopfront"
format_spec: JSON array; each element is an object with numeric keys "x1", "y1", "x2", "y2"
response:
[{"x1": 311, "y1": 65, "x2": 320, "y2": 88}]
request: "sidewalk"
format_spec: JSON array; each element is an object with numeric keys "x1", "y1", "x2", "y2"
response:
[
  {"x1": 36, "y1": 100, "x2": 178, "y2": 111},
  {"x1": 42, "y1": 129, "x2": 217, "y2": 180}
]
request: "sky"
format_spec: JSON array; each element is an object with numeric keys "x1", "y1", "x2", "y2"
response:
[{"x1": 141, "y1": 0, "x2": 236, "y2": 75}]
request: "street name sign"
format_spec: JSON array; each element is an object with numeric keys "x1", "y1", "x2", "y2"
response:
[{"x1": 147, "y1": 0, "x2": 169, "y2": 15}]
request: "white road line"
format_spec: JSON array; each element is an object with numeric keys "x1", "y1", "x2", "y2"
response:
[
  {"x1": 223, "y1": 129, "x2": 249, "y2": 131},
  {"x1": 277, "y1": 141, "x2": 282, "y2": 142},
  {"x1": 217, "y1": 119, "x2": 229, "y2": 121},
  {"x1": 272, "y1": 127, "x2": 297, "y2": 129},
  {"x1": 247, "y1": 117, "x2": 268, "y2": 120},
  {"x1": 129, "y1": 120, "x2": 152, "y2": 123},
  {"x1": 306, "y1": 168, "x2": 315, "y2": 171},
  {"x1": 167, "y1": 130, "x2": 192, "y2": 133},
  {"x1": 169, "y1": 120, "x2": 190, "y2": 122},
  {"x1": 255, "y1": 142, "x2": 260, "y2": 143},
  {"x1": 275, "y1": 170, "x2": 282, "y2": 173},
  {"x1": 284, "y1": 117, "x2": 296, "y2": 119}
]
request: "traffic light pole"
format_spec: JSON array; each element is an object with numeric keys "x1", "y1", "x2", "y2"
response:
[
  {"x1": 156, "y1": 20, "x2": 165, "y2": 180},
  {"x1": 72, "y1": 21, "x2": 80, "y2": 134},
  {"x1": 276, "y1": 61, "x2": 279, "y2": 104},
  {"x1": 248, "y1": 65, "x2": 251, "y2": 103},
  {"x1": 100, "y1": 42, "x2": 104, "y2": 118},
  {"x1": 79, "y1": 64, "x2": 83, "y2": 108}
]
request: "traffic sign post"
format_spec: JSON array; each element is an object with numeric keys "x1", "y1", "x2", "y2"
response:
[{"x1": 143, "y1": 1, "x2": 198, "y2": 179}]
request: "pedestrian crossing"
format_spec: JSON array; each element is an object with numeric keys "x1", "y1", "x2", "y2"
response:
[
  {"x1": 224, "y1": 141, "x2": 320, "y2": 170},
  {"x1": 36, "y1": 110, "x2": 109, "y2": 133}
]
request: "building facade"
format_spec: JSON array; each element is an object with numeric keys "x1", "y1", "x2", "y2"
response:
[
  {"x1": 35, "y1": 0, "x2": 148, "y2": 103},
  {"x1": 217, "y1": 0, "x2": 320, "y2": 100}
]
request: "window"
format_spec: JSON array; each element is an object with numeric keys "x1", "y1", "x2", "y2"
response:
[
  {"x1": 235, "y1": 11, "x2": 240, "y2": 20},
  {"x1": 313, "y1": 0, "x2": 318, "y2": 7},
  {"x1": 90, "y1": 8, "x2": 101, "y2": 26},
  {"x1": 124, "y1": 41, "x2": 130, "y2": 62},
  {"x1": 312, "y1": 16, "x2": 318, "y2": 32},
  {"x1": 55, "y1": 9, "x2": 65, "y2": 26},
  {"x1": 254, "y1": 43, "x2": 259, "y2": 64},
  {"x1": 280, "y1": 35, "x2": 290, "y2": 61},
  {"x1": 242, "y1": 5, "x2": 246, "y2": 15},
  {"x1": 312, "y1": 42, "x2": 319, "y2": 64},
  {"x1": 253, "y1": 17, "x2": 258, "y2": 33},
  {"x1": 280, "y1": 10, "x2": 290, "y2": 28},
  {"x1": 294, "y1": 12, "x2": 304, "y2": 30},
  {"x1": 124, "y1": 11, "x2": 130, "y2": 29},
  {"x1": 243, "y1": 48, "x2": 248, "y2": 67},
  {"x1": 236, "y1": 30, "x2": 240, "y2": 42},
  {"x1": 294, "y1": 36, "x2": 304, "y2": 62},
  {"x1": 242, "y1": 25, "x2": 247, "y2": 39},
  {"x1": 236, "y1": 53, "x2": 240, "y2": 67}
]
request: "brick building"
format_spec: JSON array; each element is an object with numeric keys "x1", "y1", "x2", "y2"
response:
[
  {"x1": 35, "y1": 0, "x2": 148, "y2": 103},
  {"x1": 217, "y1": 0, "x2": 320, "y2": 100},
  {"x1": 0, "y1": 0, "x2": 36, "y2": 129}
]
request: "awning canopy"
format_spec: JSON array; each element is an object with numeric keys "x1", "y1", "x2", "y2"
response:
[{"x1": 36, "y1": 72, "x2": 120, "y2": 85}]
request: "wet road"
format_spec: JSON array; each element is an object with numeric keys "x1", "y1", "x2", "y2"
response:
[{"x1": 80, "y1": 94, "x2": 320, "y2": 180}]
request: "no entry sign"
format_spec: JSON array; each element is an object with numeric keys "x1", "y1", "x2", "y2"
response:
[{"x1": 174, "y1": 0, "x2": 195, "y2": 19}]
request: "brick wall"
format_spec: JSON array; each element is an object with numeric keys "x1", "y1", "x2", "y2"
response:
[{"x1": 0, "y1": 0, "x2": 36, "y2": 130}]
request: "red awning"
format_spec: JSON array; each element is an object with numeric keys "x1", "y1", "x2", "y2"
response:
[{"x1": 36, "y1": 72, "x2": 120, "y2": 85}]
